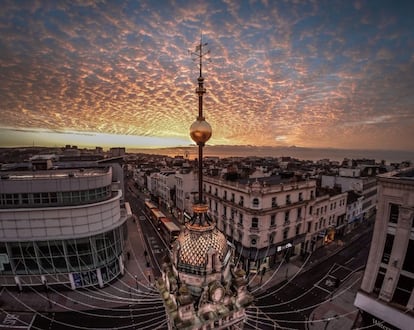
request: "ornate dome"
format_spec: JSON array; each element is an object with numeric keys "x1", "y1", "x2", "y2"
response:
[{"x1": 175, "y1": 223, "x2": 228, "y2": 270}]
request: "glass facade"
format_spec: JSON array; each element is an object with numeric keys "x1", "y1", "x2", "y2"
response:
[
  {"x1": 0, "y1": 224, "x2": 125, "y2": 285},
  {"x1": 0, "y1": 185, "x2": 111, "y2": 208}
]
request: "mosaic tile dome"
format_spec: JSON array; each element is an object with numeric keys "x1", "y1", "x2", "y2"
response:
[{"x1": 176, "y1": 223, "x2": 228, "y2": 269}]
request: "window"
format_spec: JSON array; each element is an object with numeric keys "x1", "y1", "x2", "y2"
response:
[
  {"x1": 223, "y1": 190, "x2": 227, "y2": 200},
  {"x1": 297, "y1": 208, "x2": 302, "y2": 219},
  {"x1": 389, "y1": 203, "x2": 399, "y2": 224},
  {"x1": 283, "y1": 228, "x2": 289, "y2": 240},
  {"x1": 309, "y1": 206, "x2": 313, "y2": 215},
  {"x1": 392, "y1": 275, "x2": 414, "y2": 306},
  {"x1": 295, "y1": 224, "x2": 301, "y2": 235},
  {"x1": 299, "y1": 192, "x2": 303, "y2": 201},
  {"x1": 231, "y1": 193, "x2": 235, "y2": 202},
  {"x1": 239, "y1": 213, "x2": 243, "y2": 225},
  {"x1": 374, "y1": 267, "x2": 386, "y2": 294},
  {"x1": 252, "y1": 198, "x2": 259, "y2": 207},
  {"x1": 381, "y1": 234, "x2": 394, "y2": 264},
  {"x1": 251, "y1": 217, "x2": 258, "y2": 228},
  {"x1": 271, "y1": 197, "x2": 277, "y2": 207},
  {"x1": 286, "y1": 195, "x2": 291, "y2": 204},
  {"x1": 284, "y1": 211, "x2": 290, "y2": 223},
  {"x1": 269, "y1": 232, "x2": 275, "y2": 244},
  {"x1": 402, "y1": 239, "x2": 414, "y2": 273},
  {"x1": 270, "y1": 214, "x2": 276, "y2": 227},
  {"x1": 239, "y1": 196, "x2": 244, "y2": 206},
  {"x1": 307, "y1": 222, "x2": 311, "y2": 233},
  {"x1": 223, "y1": 206, "x2": 227, "y2": 216},
  {"x1": 251, "y1": 238, "x2": 257, "y2": 245},
  {"x1": 310, "y1": 190, "x2": 314, "y2": 199}
]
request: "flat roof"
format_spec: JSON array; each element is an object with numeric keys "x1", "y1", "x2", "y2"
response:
[{"x1": 0, "y1": 167, "x2": 109, "y2": 181}]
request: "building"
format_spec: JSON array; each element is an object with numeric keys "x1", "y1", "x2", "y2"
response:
[
  {"x1": 354, "y1": 167, "x2": 414, "y2": 330},
  {"x1": 321, "y1": 166, "x2": 378, "y2": 221},
  {"x1": 345, "y1": 190, "x2": 364, "y2": 233},
  {"x1": 307, "y1": 188, "x2": 348, "y2": 251},
  {"x1": 175, "y1": 167, "x2": 198, "y2": 223},
  {"x1": 204, "y1": 175, "x2": 317, "y2": 273},
  {"x1": 157, "y1": 39, "x2": 253, "y2": 329},
  {"x1": 0, "y1": 157, "x2": 130, "y2": 290}
]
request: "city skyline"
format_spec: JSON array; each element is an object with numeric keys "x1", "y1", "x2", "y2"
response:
[{"x1": 1, "y1": 0, "x2": 413, "y2": 151}]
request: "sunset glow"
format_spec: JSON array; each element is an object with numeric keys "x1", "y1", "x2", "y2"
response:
[{"x1": 0, "y1": 0, "x2": 413, "y2": 151}]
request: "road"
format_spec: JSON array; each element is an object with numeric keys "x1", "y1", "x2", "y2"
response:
[
  {"x1": 250, "y1": 228, "x2": 372, "y2": 329},
  {"x1": 3, "y1": 177, "x2": 372, "y2": 330}
]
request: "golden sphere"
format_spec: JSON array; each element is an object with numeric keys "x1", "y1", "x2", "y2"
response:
[{"x1": 190, "y1": 119, "x2": 212, "y2": 144}]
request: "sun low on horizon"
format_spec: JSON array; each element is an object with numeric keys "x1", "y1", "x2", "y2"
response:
[{"x1": 0, "y1": 0, "x2": 413, "y2": 151}]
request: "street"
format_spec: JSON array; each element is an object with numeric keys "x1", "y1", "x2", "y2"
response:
[
  {"x1": 2, "y1": 179, "x2": 372, "y2": 330},
  {"x1": 248, "y1": 229, "x2": 372, "y2": 329}
]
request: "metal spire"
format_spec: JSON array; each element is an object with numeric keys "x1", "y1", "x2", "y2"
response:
[{"x1": 189, "y1": 36, "x2": 212, "y2": 226}]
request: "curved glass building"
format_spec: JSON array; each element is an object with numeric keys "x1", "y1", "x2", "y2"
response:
[{"x1": 0, "y1": 164, "x2": 128, "y2": 289}]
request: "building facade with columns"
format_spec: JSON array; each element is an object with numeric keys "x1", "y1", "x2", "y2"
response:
[{"x1": 354, "y1": 167, "x2": 414, "y2": 330}]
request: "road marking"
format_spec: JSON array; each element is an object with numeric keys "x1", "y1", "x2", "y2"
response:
[{"x1": 345, "y1": 257, "x2": 355, "y2": 265}]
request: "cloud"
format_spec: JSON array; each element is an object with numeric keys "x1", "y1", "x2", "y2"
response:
[{"x1": 0, "y1": 0, "x2": 413, "y2": 151}]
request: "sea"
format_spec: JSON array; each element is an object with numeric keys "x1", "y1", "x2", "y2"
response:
[{"x1": 128, "y1": 145, "x2": 414, "y2": 165}]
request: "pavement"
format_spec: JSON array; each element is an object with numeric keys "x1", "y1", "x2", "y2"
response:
[
  {"x1": 0, "y1": 212, "x2": 157, "y2": 314},
  {"x1": 247, "y1": 222, "x2": 372, "y2": 330},
  {"x1": 0, "y1": 182, "x2": 372, "y2": 330}
]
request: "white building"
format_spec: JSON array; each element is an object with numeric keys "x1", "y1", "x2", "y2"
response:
[
  {"x1": 307, "y1": 190, "x2": 348, "y2": 252},
  {"x1": 0, "y1": 160, "x2": 129, "y2": 290},
  {"x1": 321, "y1": 168, "x2": 378, "y2": 221},
  {"x1": 204, "y1": 175, "x2": 317, "y2": 273},
  {"x1": 354, "y1": 167, "x2": 414, "y2": 330},
  {"x1": 175, "y1": 167, "x2": 198, "y2": 222},
  {"x1": 345, "y1": 190, "x2": 364, "y2": 233}
]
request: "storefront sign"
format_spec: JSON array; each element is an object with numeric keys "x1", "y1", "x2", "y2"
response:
[{"x1": 276, "y1": 243, "x2": 292, "y2": 252}]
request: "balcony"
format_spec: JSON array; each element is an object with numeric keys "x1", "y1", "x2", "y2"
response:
[{"x1": 250, "y1": 226, "x2": 259, "y2": 233}]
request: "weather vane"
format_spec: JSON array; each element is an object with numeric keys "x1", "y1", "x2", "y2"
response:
[{"x1": 189, "y1": 35, "x2": 210, "y2": 80}]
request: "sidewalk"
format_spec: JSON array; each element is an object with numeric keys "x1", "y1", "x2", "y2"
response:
[
  {"x1": 246, "y1": 224, "x2": 372, "y2": 330},
  {"x1": 249, "y1": 223, "x2": 372, "y2": 293},
  {"x1": 0, "y1": 213, "x2": 155, "y2": 313},
  {"x1": 307, "y1": 271, "x2": 362, "y2": 330}
]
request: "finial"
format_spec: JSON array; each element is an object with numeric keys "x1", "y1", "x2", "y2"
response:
[{"x1": 189, "y1": 34, "x2": 210, "y2": 79}]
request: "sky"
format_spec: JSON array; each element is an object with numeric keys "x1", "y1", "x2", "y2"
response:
[{"x1": 0, "y1": 0, "x2": 413, "y2": 151}]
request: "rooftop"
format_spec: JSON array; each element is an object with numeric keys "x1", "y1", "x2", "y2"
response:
[{"x1": 0, "y1": 167, "x2": 109, "y2": 181}]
